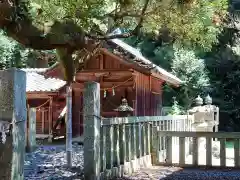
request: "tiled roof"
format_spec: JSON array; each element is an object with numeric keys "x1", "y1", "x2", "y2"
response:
[
  {"x1": 21, "y1": 68, "x2": 48, "y2": 73},
  {"x1": 109, "y1": 39, "x2": 183, "y2": 85},
  {"x1": 21, "y1": 69, "x2": 66, "y2": 92}
]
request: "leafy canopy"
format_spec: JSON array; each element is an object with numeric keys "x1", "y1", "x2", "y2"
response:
[
  {"x1": 27, "y1": 0, "x2": 228, "y2": 50},
  {"x1": 0, "y1": 30, "x2": 56, "y2": 69},
  {"x1": 0, "y1": 31, "x2": 30, "y2": 69},
  {"x1": 0, "y1": 0, "x2": 228, "y2": 82}
]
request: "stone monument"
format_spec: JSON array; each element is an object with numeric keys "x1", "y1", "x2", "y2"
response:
[
  {"x1": 188, "y1": 95, "x2": 220, "y2": 156},
  {"x1": 0, "y1": 69, "x2": 27, "y2": 180},
  {"x1": 203, "y1": 94, "x2": 219, "y2": 133},
  {"x1": 188, "y1": 95, "x2": 218, "y2": 133}
]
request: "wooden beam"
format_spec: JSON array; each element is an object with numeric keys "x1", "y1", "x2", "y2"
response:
[
  {"x1": 100, "y1": 81, "x2": 134, "y2": 89},
  {"x1": 72, "y1": 82, "x2": 84, "y2": 89},
  {"x1": 103, "y1": 75, "x2": 133, "y2": 82},
  {"x1": 78, "y1": 69, "x2": 134, "y2": 73},
  {"x1": 49, "y1": 98, "x2": 53, "y2": 139},
  {"x1": 76, "y1": 70, "x2": 134, "y2": 79},
  {"x1": 27, "y1": 93, "x2": 54, "y2": 99},
  {"x1": 76, "y1": 71, "x2": 134, "y2": 83}
]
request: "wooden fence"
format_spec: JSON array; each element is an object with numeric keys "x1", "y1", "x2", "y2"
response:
[
  {"x1": 153, "y1": 131, "x2": 240, "y2": 168},
  {"x1": 83, "y1": 81, "x2": 194, "y2": 179},
  {"x1": 99, "y1": 116, "x2": 193, "y2": 178}
]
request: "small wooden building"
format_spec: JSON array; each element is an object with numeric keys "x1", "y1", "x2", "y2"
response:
[
  {"x1": 24, "y1": 39, "x2": 182, "y2": 139},
  {"x1": 23, "y1": 68, "x2": 67, "y2": 139}
]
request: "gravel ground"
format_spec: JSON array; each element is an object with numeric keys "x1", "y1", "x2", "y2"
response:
[
  {"x1": 24, "y1": 144, "x2": 240, "y2": 180},
  {"x1": 118, "y1": 167, "x2": 240, "y2": 180},
  {"x1": 24, "y1": 144, "x2": 84, "y2": 180},
  {"x1": 162, "y1": 169, "x2": 240, "y2": 180}
]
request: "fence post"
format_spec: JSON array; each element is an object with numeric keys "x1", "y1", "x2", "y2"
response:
[
  {"x1": 26, "y1": 108, "x2": 36, "y2": 152},
  {"x1": 151, "y1": 127, "x2": 159, "y2": 165},
  {"x1": 0, "y1": 69, "x2": 27, "y2": 180},
  {"x1": 83, "y1": 81, "x2": 101, "y2": 180}
]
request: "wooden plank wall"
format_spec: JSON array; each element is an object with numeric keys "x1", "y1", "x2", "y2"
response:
[
  {"x1": 36, "y1": 107, "x2": 50, "y2": 134},
  {"x1": 134, "y1": 72, "x2": 163, "y2": 116},
  {"x1": 135, "y1": 72, "x2": 151, "y2": 116},
  {"x1": 85, "y1": 52, "x2": 129, "y2": 70},
  {"x1": 151, "y1": 77, "x2": 163, "y2": 116},
  {"x1": 72, "y1": 86, "x2": 84, "y2": 137}
]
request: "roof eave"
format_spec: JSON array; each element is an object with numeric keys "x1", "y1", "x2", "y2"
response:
[
  {"x1": 27, "y1": 90, "x2": 59, "y2": 93},
  {"x1": 151, "y1": 72, "x2": 182, "y2": 87}
]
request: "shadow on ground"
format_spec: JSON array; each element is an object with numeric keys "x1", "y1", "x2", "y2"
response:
[
  {"x1": 160, "y1": 168, "x2": 240, "y2": 180},
  {"x1": 116, "y1": 167, "x2": 240, "y2": 180}
]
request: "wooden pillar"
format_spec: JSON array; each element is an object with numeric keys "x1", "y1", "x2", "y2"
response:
[
  {"x1": 41, "y1": 110, "x2": 44, "y2": 134},
  {"x1": 0, "y1": 69, "x2": 27, "y2": 180},
  {"x1": 83, "y1": 81, "x2": 101, "y2": 179},
  {"x1": 26, "y1": 108, "x2": 36, "y2": 152},
  {"x1": 66, "y1": 86, "x2": 73, "y2": 167},
  {"x1": 48, "y1": 98, "x2": 53, "y2": 142},
  {"x1": 149, "y1": 76, "x2": 151, "y2": 116},
  {"x1": 99, "y1": 54, "x2": 104, "y2": 117}
]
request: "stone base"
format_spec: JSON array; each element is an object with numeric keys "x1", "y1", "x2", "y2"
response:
[
  {"x1": 72, "y1": 135, "x2": 84, "y2": 144},
  {"x1": 0, "y1": 121, "x2": 26, "y2": 180},
  {"x1": 124, "y1": 155, "x2": 152, "y2": 174},
  {"x1": 99, "y1": 155, "x2": 152, "y2": 179},
  {"x1": 25, "y1": 145, "x2": 37, "y2": 153},
  {"x1": 0, "y1": 136, "x2": 13, "y2": 180}
]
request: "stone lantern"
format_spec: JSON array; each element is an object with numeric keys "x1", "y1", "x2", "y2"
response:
[
  {"x1": 188, "y1": 95, "x2": 208, "y2": 155},
  {"x1": 205, "y1": 94, "x2": 212, "y2": 105},
  {"x1": 114, "y1": 98, "x2": 134, "y2": 117},
  {"x1": 188, "y1": 95, "x2": 218, "y2": 132},
  {"x1": 203, "y1": 94, "x2": 219, "y2": 132},
  {"x1": 188, "y1": 95, "x2": 206, "y2": 131},
  {"x1": 195, "y1": 95, "x2": 203, "y2": 106}
]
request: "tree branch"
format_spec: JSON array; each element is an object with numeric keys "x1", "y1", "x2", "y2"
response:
[
  {"x1": 86, "y1": 0, "x2": 150, "y2": 40},
  {"x1": 0, "y1": 0, "x2": 150, "y2": 50}
]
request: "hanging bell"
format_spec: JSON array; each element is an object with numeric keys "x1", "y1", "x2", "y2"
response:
[
  {"x1": 104, "y1": 89, "x2": 107, "y2": 98},
  {"x1": 112, "y1": 88, "x2": 115, "y2": 96}
]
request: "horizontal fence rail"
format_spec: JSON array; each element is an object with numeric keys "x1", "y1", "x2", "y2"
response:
[
  {"x1": 101, "y1": 115, "x2": 194, "y2": 126},
  {"x1": 153, "y1": 131, "x2": 240, "y2": 168}
]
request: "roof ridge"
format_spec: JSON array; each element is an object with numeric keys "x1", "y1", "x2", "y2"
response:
[{"x1": 109, "y1": 38, "x2": 182, "y2": 85}]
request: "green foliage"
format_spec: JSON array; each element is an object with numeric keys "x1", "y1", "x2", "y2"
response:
[
  {"x1": 26, "y1": 0, "x2": 228, "y2": 50},
  {"x1": 125, "y1": 32, "x2": 210, "y2": 108},
  {"x1": 172, "y1": 48, "x2": 209, "y2": 90},
  {"x1": 168, "y1": 98, "x2": 183, "y2": 115},
  {"x1": 203, "y1": 25, "x2": 240, "y2": 131},
  {"x1": 29, "y1": 0, "x2": 116, "y2": 32},
  {"x1": 143, "y1": 0, "x2": 228, "y2": 50},
  {"x1": 0, "y1": 31, "x2": 29, "y2": 69},
  {"x1": 0, "y1": 31, "x2": 56, "y2": 69},
  {"x1": 163, "y1": 47, "x2": 210, "y2": 109},
  {"x1": 125, "y1": 2, "x2": 240, "y2": 132}
]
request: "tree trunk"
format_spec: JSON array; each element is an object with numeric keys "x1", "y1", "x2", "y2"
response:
[{"x1": 65, "y1": 85, "x2": 72, "y2": 167}]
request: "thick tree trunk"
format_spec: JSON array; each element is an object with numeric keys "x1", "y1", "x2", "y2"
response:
[{"x1": 65, "y1": 85, "x2": 73, "y2": 167}]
